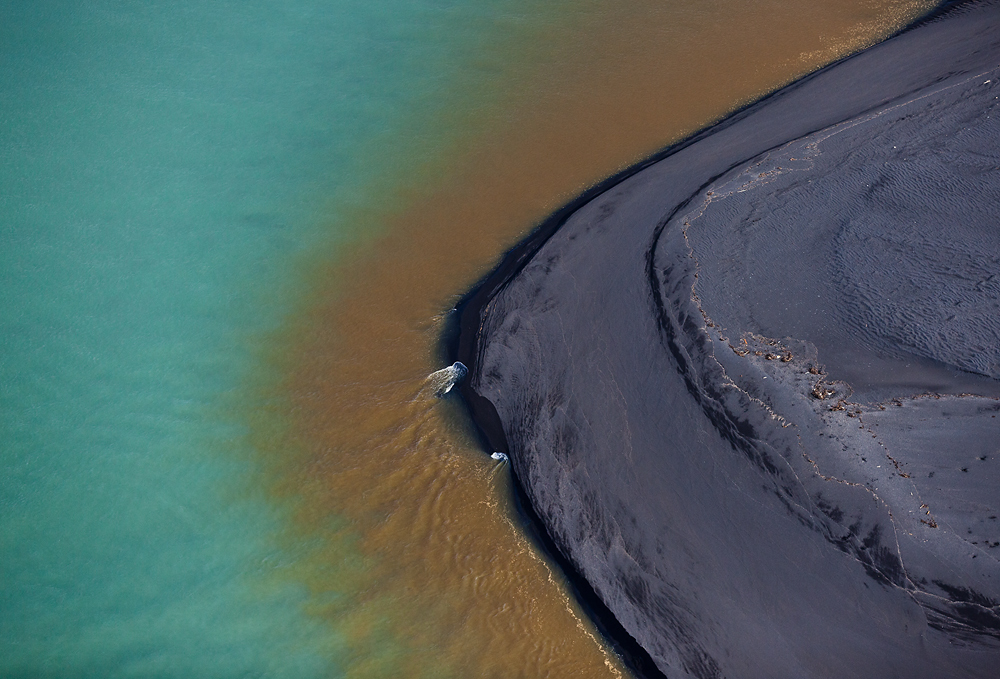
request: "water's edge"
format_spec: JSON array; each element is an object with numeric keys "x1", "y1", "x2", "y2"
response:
[{"x1": 444, "y1": 0, "x2": 966, "y2": 675}]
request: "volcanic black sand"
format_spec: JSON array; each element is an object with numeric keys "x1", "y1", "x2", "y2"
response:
[{"x1": 454, "y1": 1, "x2": 1000, "y2": 677}]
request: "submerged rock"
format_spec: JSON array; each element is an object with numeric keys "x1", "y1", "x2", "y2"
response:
[{"x1": 429, "y1": 361, "x2": 468, "y2": 397}]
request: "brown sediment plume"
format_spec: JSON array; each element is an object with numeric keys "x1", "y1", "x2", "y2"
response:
[{"x1": 255, "y1": 0, "x2": 934, "y2": 676}]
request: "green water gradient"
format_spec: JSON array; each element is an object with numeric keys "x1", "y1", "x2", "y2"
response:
[{"x1": 0, "y1": 0, "x2": 556, "y2": 675}]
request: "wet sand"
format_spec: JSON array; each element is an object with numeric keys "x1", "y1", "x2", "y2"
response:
[{"x1": 458, "y1": 1, "x2": 1000, "y2": 677}]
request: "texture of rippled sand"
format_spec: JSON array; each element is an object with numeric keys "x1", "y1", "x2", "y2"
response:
[{"x1": 458, "y1": 2, "x2": 1000, "y2": 677}]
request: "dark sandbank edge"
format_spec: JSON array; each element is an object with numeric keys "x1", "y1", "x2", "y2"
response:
[{"x1": 443, "y1": 1, "x2": 972, "y2": 676}]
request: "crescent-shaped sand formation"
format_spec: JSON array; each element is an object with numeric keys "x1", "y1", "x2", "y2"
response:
[{"x1": 454, "y1": 1, "x2": 1000, "y2": 677}]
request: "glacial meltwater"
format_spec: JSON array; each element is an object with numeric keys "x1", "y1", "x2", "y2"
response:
[{"x1": 1, "y1": 1, "x2": 934, "y2": 677}]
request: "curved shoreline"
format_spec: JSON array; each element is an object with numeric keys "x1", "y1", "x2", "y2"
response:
[
  {"x1": 449, "y1": 1, "x2": 997, "y2": 676},
  {"x1": 452, "y1": 0, "x2": 973, "y2": 449}
]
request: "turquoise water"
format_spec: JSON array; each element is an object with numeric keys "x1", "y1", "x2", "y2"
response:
[{"x1": 0, "y1": 1, "x2": 533, "y2": 675}]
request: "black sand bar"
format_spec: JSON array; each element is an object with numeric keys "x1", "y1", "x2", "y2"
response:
[{"x1": 456, "y1": 2, "x2": 1000, "y2": 677}]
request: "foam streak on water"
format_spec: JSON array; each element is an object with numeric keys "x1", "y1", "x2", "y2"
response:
[{"x1": 1, "y1": 0, "x2": 934, "y2": 677}]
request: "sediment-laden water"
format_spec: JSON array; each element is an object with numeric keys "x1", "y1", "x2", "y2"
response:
[{"x1": 1, "y1": 1, "x2": 933, "y2": 677}]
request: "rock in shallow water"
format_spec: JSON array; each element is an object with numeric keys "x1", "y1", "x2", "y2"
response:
[{"x1": 457, "y1": 2, "x2": 1000, "y2": 677}]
